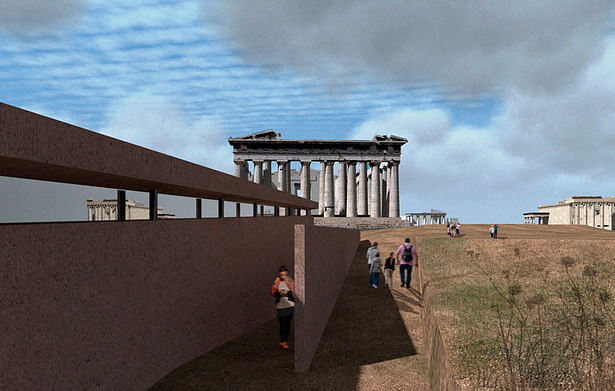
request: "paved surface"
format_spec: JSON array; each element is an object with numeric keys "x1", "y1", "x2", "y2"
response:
[{"x1": 149, "y1": 240, "x2": 430, "y2": 390}]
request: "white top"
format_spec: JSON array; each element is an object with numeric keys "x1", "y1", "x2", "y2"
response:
[
  {"x1": 276, "y1": 281, "x2": 295, "y2": 309},
  {"x1": 366, "y1": 247, "x2": 378, "y2": 265}
]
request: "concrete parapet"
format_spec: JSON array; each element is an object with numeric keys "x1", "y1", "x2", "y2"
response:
[
  {"x1": 0, "y1": 216, "x2": 309, "y2": 390},
  {"x1": 314, "y1": 217, "x2": 410, "y2": 230},
  {"x1": 294, "y1": 224, "x2": 360, "y2": 372}
]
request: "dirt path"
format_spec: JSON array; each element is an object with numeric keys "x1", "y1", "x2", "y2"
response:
[
  {"x1": 362, "y1": 223, "x2": 615, "y2": 243},
  {"x1": 149, "y1": 240, "x2": 430, "y2": 391}
]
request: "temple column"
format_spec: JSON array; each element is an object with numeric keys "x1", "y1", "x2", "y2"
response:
[
  {"x1": 300, "y1": 161, "x2": 311, "y2": 216},
  {"x1": 277, "y1": 160, "x2": 287, "y2": 216},
  {"x1": 287, "y1": 162, "x2": 293, "y2": 214},
  {"x1": 388, "y1": 162, "x2": 400, "y2": 217},
  {"x1": 346, "y1": 161, "x2": 357, "y2": 217},
  {"x1": 319, "y1": 161, "x2": 326, "y2": 215},
  {"x1": 263, "y1": 161, "x2": 272, "y2": 187},
  {"x1": 234, "y1": 160, "x2": 249, "y2": 217},
  {"x1": 300, "y1": 161, "x2": 311, "y2": 199},
  {"x1": 336, "y1": 161, "x2": 347, "y2": 216},
  {"x1": 592, "y1": 203, "x2": 596, "y2": 227},
  {"x1": 324, "y1": 161, "x2": 335, "y2": 217},
  {"x1": 584, "y1": 203, "x2": 588, "y2": 225},
  {"x1": 601, "y1": 202, "x2": 605, "y2": 229},
  {"x1": 253, "y1": 161, "x2": 263, "y2": 184},
  {"x1": 381, "y1": 163, "x2": 388, "y2": 217},
  {"x1": 367, "y1": 172, "x2": 372, "y2": 215},
  {"x1": 358, "y1": 161, "x2": 368, "y2": 216},
  {"x1": 285, "y1": 161, "x2": 292, "y2": 195},
  {"x1": 277, "y1": 161, "x2": 287, "y2": 192},
  {"x1": 370, "y1": 161, "x2": 381, "y2": 217},
  {"x1": 234, "y1": 160, "x2": 249, "y2": 179}
]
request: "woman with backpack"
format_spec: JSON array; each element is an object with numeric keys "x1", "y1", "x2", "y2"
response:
[{"x1": 271, "y1": 265, "x2": 295, "y2": 349}]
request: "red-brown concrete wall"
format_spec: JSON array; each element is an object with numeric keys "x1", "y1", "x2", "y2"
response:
[
  {"x1": 294, "y1": 224, "x2": 360, "y2": 372},
  {"x1": 1, "y1": 216, "x2": 310, "y2": 390}
]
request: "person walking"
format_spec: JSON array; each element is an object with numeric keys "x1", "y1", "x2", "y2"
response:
[
  {"x1": 384, "y1": 251, "x2": 396, "y2": 288},
  {"x1": 493, "y1": 224, "x2": 499, "y2": 239},
  {"x1": 396, "y1": 237, "x2": 419, "y2": 289},
  {"x1": 369, "y1": 252, "x2": 383, "y2": 288},
  {"x1": 489, "y1": 225, "x2": 494, "y2": 238},
  {"x1": 271, "y1": 265, "x2": 295, "y2": 349},
  {"x1": 366, "y1": 242, "x2": 379, "y2": 283},
  {"x1": 455, "y1": 222, "x2": 460, "y2": 237}
]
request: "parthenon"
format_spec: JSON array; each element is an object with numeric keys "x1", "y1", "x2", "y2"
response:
[{"x1": 228, "y1": 131, "x2": 407, "y2": 218}]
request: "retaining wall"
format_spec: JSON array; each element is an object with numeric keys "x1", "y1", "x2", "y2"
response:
[
  {"x1": 294, "y1": 224, "x2": 360, "y2": 372},
  {"x1": 314, "y1": 217, "x2": 410, "y2": 230},
  {"x1": 1, "y1": 217, "x2": 310, "y2": 390},
  {"x1": 421, "y1": 276, "x2": 460, "y2": 391}
]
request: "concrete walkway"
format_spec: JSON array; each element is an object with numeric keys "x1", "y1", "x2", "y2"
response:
[{"x1": 149, "y1": 240, "x2": 430, "y2": 390}]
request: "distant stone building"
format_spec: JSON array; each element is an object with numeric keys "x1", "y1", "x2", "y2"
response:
[
  {"x1": 404, "y1": 209, "x2": 448, "y2": 225},
  {"x1": 86, "y1": 199, "x2": 174, "y2": 221},
  {"x1": 525, "y1": 196, "x2": 615, "y2": 231}
]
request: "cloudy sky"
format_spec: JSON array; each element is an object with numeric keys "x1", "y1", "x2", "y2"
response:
[{"x1": 2, "y1": 0, "x2": 615, "y2": 223}]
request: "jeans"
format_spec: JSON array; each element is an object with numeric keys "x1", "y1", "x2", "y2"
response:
[
  {"x1": 370, "y1": 272, "x2": 380, "y2": 287},
  {"x1": 400, "y1": 264, "x2": 413, "y2": 287},
  {"x1": 277, "y1": 312, "x2": 293, "y2": 342}
]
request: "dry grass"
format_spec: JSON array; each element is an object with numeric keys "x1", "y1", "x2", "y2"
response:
[{"x1": 362, "y1": 224, "x2": 615, "y2": 391}]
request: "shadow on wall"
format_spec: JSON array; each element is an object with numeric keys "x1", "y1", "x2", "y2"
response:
[{"x1": 149, "y1": 241, "x2": 418, "y2": 390}]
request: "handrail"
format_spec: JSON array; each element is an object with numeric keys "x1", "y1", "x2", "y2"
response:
[{"x1": 0, "y1": 103, "x2": 318, "y2": 210}]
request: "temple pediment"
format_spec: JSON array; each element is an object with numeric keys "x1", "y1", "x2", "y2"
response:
[{"x1": 232, "y1": 130, "x2": 281, "y2": 140}]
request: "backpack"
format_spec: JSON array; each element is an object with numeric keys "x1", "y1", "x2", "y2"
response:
[{"x1": 402, "y1": 245, "x2": 413, "y2": 262}]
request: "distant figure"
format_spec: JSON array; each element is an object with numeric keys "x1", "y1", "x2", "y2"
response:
[
  {"x1": 396, "y1": 237, "x2": 419, "y2": 289},
  {"x1": 271, "y1": 265, "x2": 295, "y2": 349},
  {"x1": 447, "y1": 224, "x2": 452, "y2": 237},
  {"x1": 489, "y1": 225, "x2": 494, "y2": 238},
  {"x1": 493, "y1": 224, "x2": 499, "y2": 239},
  {"x1": 384, "y1": 251, "x2": 396, "y2": 288},
  {"x1": 456, "y1": 222, "x2": 460, "y2": 237},
  {"x1": 370, "y1": 252, "x2": 383, "y2": 288},
  {"x1": 366, "y1": 242, "x2": 379, "y2": 283}
]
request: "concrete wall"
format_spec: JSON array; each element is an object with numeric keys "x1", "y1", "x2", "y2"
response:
[
  {"x1": 539, "y1": 204, "x2": 571, "y2": 225},
  {"x1": 294, "y1": 224, "x2": 360, "y2": 372},
  {"x1": 1, "y1": 216, "x2": 310, "y2": 390}
]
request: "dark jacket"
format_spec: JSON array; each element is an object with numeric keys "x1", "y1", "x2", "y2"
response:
[{"x1": 385, "y1": 256, "x2": 396, "y2": 270}]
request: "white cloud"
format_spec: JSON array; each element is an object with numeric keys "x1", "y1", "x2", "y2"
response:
[
  {"x1": 102, "y1": 91, "x2": 233, "y2": 174},
  {"x1": 0, "y1": 0, "x2": 84, "y2": 34},
  {"x1": 350, "y1": 35, "x2": 615, "y2": 223},
  {"x1": 212, "y1": 0, "x2": 615, "y2": 95}
]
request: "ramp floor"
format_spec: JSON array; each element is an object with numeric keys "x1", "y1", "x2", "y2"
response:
[{"x1": 149, "y1": 240, "x2": 430, "y2": 390}]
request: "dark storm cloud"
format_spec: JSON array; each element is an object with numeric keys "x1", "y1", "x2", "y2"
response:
[
  {"x1": 212, "y1": 0, "x2": 615, "y2": 94},
  {"x1": 0, "y1": 0, "x2": 84, "y2": 34}
]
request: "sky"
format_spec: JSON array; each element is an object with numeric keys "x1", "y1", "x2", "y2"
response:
[{"x1": 2, "y1": 0, "x2": 615, "y2": 223}]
